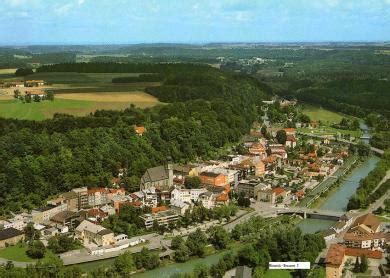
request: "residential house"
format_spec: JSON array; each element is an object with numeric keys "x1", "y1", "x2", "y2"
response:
[
  {"x1": 248, "y1": 142, "x2": 267, "y2": 158},
  {"x1": 199, "y1": 191, "x2": 215, "y2": 209},
  {"x1": 257, "y1": 189, "x2": 276, "y2": 204},
  {"x1": 134, "y1": 125, "x2": 146, "y2": 136},
  {"x1": 343, "y1": 213, "x2": 386, "y2": 249},
  {"x1": 25, "y1": 80, "x2": 45, "y2": 87},
  {"x1": 60, "y1": 191, "x2": 78, "y2": 211},
  {"x1": 170, "y1": 199, "x2": 191, "y2": 215},
  {"x1": 71, "y1": 187, "x2": 89, "y2": 210},
  {"x1": 285, "y1": 135, "x2": 297, "y2": 148},
  {"x1": 31, "y1": 203, "x2": 67, "y2": 223},
  {"x1": 170, "y1": 188, "x2": 207, "y2": 203},
  {"x1": 172, "y1": 164, "x2": 200, "y2": 184},
  {"x1": 140, "y1": 209, "x2": 179, "y2": 229},
  {"x1": 100, "y1": 204, "x2": 116, "y2": 216},
  {"x1": 0, "y1": 228, "x2": 25, "y2": 248},
  {"x1": 236, "y1": 180, "x2": 269, "y2": 198},
  {"x1": 50, "y1": 210, "x2": 81, "y2": 230},
  {"x1": 325, "y1": 244, "x2": 346, "y2": 278},
  {"x1": 140, "y1": 165, "x2": 173, "y2": 192},
  {"x1": 199, "y1": 172, "x2": 228, "y2": 187},
  {"x1": 88, "y1": 188, "x2": 109, "y2": 207},
  {"x1": 75, "y1": 220, "x2": 115, "y2": 247}
]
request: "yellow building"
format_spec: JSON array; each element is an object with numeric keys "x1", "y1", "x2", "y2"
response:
[
  {"x1": 325, "y1": 244, "x2": 346, "y2": 278},
  {"x1": 75, "y1": 220, "x2": 115, "y2": 247}
]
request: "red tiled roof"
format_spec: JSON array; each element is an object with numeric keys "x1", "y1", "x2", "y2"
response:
[
  {"x1": 88, "y1": 187, "x2": 108, "y2": 194},
  {"x1": 134, "y1": 125, "x2": 146, "y2": 135},
  {"x1": 272, "y1": 187, "x2": 285, "y2": 196},
  {"x1": 216, "y1": 193, "x2": 229, "y2": 202},
  {"x1": 283, "y1": 128, "x2": 296, "y2": 133},
  {"x1": 345, "y1": 248, "x2": 382, "y2": 259},
  {"x1": 152, "y1": 206, "x2": 168, "y2": 213},
  {"x1": 325, "y1": 244, "x2": 345, "y2": 267}
]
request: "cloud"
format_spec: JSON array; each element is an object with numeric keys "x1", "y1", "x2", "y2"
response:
[
  {"x1": 54, "y1": 0, "x2": 86, "y2": 15},
  {"x1": 5, "y1": 0, "x2": 26, "y2": 6}
]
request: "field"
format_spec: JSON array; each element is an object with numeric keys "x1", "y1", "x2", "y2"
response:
[
  {"x1": 300, "y1": 104, "x2": 362, "y2": 137},
  {"x1": 302, "y1": 104, "x2": 344, "y2": 124},
  {"x1": 264, "y1": 270, "x2": 292, "y2": 278},
  {"x1": 0, "y1": 244, "x2": 35, "y2": 262},
  {"x1": 0, "y1": 72, "x2": 162, "y2": 120}
]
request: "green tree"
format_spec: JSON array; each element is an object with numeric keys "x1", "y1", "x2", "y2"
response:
[
  {"x1": 353, "y1": 256, "x2": 360, "y2": 273},
  {"x1": 171, "y1": 236, "x2": 184, "y2": 250},
  {"x1": 186, "y1": 229, "x2": 208, "y2": 257},
  {"x1": 184, "y1": 176, "x2": 202, "y2": 189},
  {"x1": 360, "y1": 255, "x2": 368, "y2": 273},
  {"x1": 174, "y1": 243, "x2": 190, "y2": 262},
  {"x1": 207, "y1": 226, "x2": 230, "y2": 249},
  {"x1": 26, "y1": 240, "x2": 45, "y2": 259},
  {"x1": 114, "y1": 251, "x2": 136, "y2": 275},
  {"x1": 276, "y1": 130, "x2": 287, "y2": 144}
]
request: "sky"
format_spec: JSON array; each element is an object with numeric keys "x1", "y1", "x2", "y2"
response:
[{"x1": 0, "y1": 0, "x2": 389, "y2": 45}]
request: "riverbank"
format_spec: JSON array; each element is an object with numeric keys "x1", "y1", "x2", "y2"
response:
[
  {"x1": 309, "y1": 158, "x2": 365, "y2": 209},
  {"x1": 298, "y1": 156, "x2": 380, "y2": 234}
]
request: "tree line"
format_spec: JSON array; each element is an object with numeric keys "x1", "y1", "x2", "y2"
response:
[
  {"x1": 0, "y1": 63, "x2": 267, "y2": 214},
  {"x1": 348, "y1": 150, "x2": 390, "y2": 210}
]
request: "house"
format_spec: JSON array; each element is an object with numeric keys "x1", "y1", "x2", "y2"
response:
[
  {"x1": 140, "y1": 165, "x2": 173, "y2": 192},
  {"x1": 269, "y1": 144, "x2": 288, "y2": 159},
  {"x1": 215, "y1": 192, "x2": 229, "y2": 206},
  {"x1": 25, "y1": 80, "x2": 45, "y2": 87},
  {"x1": 110, "y1": 195, "x2": 135, "y2": 213},
  {"x1": 170, "y1": 199, "x2": 191, "y2": 215},
  {"x1": 285, "y1": 135, "x2": 297, "y2": 148},
  {"x1": 100, "y1": 204, "x2": 116, "y2": 216},
  {"x1": 199, "y1": 172, "x2": 228, "y2": 187},
  {"x1": 343, "y1": 213, "x2": 386, "y2": 249},
  {"x1": 2, "y1": 214, "x2": 31, "y2": 231},
  {"x1": 50, "y1": 210, "x2": 81, "y2": 230},
  {"x1": 140, "y1": 209, "x2": 179, "y2": 229},
  {"x1": 170, "y1": 188, "x2": 207, "y2": 203},
  {"x1": 75, "y1": 220, "x2": 115, "y2": 247},
  {"x1": 134, "y1": 125, "x2": 146, "y2": 136},
  {"x1": 0, "y1": 228, "x2": 25, "y2": 248},
  {"x1": 283, "y1": 128, "x2": 296, "y2": 136},
  {"x1": 88, "y1": 188, "x2": 109, "y2": 207},
  {"x1": 325, "y1": 244, "x2": 346, "y2": 278},
  {"x1": 31, "y1": 203, "x2": 67, "y2": 223},
  {"x1": 60, "y1": 191, "x2": 78, "y2": 211},
  {"x1": 257, "y1": 189, "x2": 276, "y2": 204},
  {"x1": 248, "y1": 142, "x2": 267, "y2": 158},
  {"x1": 273, "y1": 187, "x2": 287, "y2": 201},
  {"x1": 236, "y1": 180, "x2": 269, "y2": 198},
  {"x1": 172, "y1": 164, "x2": 199, "y2": 184},
  {"x1": 71, "y1": 187, "x2": 89, "y2": 210},
  {"x1": 199, "y1": 191, "x2": 216, "y2": 209}
]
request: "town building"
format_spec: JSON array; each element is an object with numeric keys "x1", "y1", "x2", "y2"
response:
[
  {"x1": 325, "y1": 244, "x2": 346, "y2": 278},
  {"x1": 31, "y1": 203, "x2": 67, "y2": 223},
  {"x1": 199, "y1": 172, "x2": 228, "y2": 187},
  {"x1": 140, "y1": 209, "x2": 179, "y2": 229},
  {"x1": 0, "y1": 228, "x2": 25, "y2": 248},
  {"x1": 343, "y1": 213, "x2": 386, "y2": 249},
  {"x1": 236, "y1": 180, "x2": 269, "y2": 198},
  {"x1": 170, "y1": 188, "x2": 207, "y2": 203},
  {"x1": 75, "y1": 220, "x2": 115, "y2": 247},
  {"x1": 140, "y1": 165, "x2": 173, "y2": 192},
  {"x1": 170, "y1": 199, "x2": 191, "y2": 215}
]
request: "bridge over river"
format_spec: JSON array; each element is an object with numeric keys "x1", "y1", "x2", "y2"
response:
[{"x1": 276, "y1": 208, "x2": 344, "y2": 221}]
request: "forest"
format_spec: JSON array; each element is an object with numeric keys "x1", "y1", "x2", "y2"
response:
[{"x1": 0, "y1": 63, "x2": 267, "y2": 214}]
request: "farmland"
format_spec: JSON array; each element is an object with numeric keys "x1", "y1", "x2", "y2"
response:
[{"x1": 0, "y1": 72, "x2": 162, "y2": 120}]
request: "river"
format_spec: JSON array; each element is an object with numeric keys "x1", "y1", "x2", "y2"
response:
[{"x1": 297, "y1": 155, "x2": 380, "y2": 233}]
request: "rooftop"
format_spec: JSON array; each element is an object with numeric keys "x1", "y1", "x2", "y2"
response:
[
  {"x1": 325, "y1": 244, "x2": 345, "y2": 267},
  {"x1": 0, "y1": 228, "x2": 24, "y2": 240}
]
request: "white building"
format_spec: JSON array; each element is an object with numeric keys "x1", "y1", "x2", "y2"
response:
[
  {"x1": 170, "y1": 188, "x2": 207, "y2": 203},
  {"x1": 170, "y1": 199, "x2": 191, "y2": 215}
]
